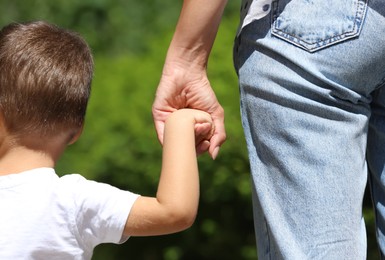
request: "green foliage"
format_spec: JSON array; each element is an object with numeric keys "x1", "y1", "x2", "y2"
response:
[
  {"x1": 56, "y1": 7, "x2": 257, "y2": 258},
  {"x1": 0, "y1": 0, "x2": 378, "y2": 259},
  {"x1": 0, "y1": 0, "x2": 182, "y2": 55}
]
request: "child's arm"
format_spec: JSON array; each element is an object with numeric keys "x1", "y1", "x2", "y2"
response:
[{"x1": 123, "y1": 109, "x2": 213, "y2": 236}]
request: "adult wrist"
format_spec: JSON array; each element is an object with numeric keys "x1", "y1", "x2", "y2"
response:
[{"x1": 164, "y1": 44, "x2": 208, "y2": 71}]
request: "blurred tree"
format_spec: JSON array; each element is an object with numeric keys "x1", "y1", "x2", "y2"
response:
[
  {"x1": 0, "y1": 0, "x2": 377, "y2": 259},
  {"x1": 0, "y1": 0, "x2": 181, "y2": 54},
  {"x1": 56, "y1": 10, "x2": 257, "y2": 258}
]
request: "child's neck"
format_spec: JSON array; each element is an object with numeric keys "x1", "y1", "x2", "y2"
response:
[
  {"x1": 0, "y1": 145, "x2": 56, "y2": 176},
  {"x1": 0, "y1": 133, "x2": 67, "y2": 176}
]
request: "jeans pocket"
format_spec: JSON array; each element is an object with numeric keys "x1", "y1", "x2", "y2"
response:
[{"x1": 271, "y1": 0, "x2": 368, "y2": 52}]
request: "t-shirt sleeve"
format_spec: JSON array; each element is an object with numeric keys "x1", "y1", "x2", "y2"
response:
[{"x1": 61, "y1": 174, "x2": 140, "y2": 248}]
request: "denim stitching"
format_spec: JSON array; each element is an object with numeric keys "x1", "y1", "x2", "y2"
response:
[{"x1": 271, "y1": 0, "x2": 369, "y2": 52}]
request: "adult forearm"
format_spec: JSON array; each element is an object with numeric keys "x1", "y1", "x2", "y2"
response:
[{"x1": 165, "y1": 0, "x2": 228, "y2": 69}]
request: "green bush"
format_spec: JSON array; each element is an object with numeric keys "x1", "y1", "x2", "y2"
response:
[{"x1": 0, "y1": 0, "x2": 377, "y2": 259}]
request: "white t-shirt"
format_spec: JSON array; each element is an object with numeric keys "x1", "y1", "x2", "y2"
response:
[
  {"x1": 238, "y1": 0, "x2": 273, "y2": 36},
  {"x1": 0, "y1": 168, "x2": 140, "y2": 260}
]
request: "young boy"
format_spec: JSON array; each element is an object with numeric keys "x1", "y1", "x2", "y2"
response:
[{"x1": 0, "y1": 21, "x2": 214, "y2": 259}]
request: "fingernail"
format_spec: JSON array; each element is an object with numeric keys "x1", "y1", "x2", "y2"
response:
[{"x1": 212, "y1": 147, "x2": 220, "y2": 160}]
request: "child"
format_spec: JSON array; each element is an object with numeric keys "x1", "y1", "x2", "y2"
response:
[{"x1": 0, "y1": 21, "x2": 214, "y2": 259}]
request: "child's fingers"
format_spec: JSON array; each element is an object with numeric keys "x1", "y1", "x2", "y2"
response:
[
  {"x1": 194, "y1": 122, "x2": 213, "y2": 140},
  {"x1": 193, "y1": 110, "x2": 213, "y2": 125},
  {"x1": 194, "y1": 122, "x2": 213, "y2": 155},
  {"x1": 196, "y1": 140, "x2": 210, "y2": 155}
]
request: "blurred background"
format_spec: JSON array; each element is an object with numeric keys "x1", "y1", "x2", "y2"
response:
[{"x1": 0, "y1": 0, "x2": 378, "y2": 259}]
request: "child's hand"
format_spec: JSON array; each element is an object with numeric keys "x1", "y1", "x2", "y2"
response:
[
  {"x1": 194, "y1": 122, "x2": 214, "y2": 155},
  {"x1": 186, "y1": 109, "x2": 214, "y2": 156},
  {"x1": 167, "y1": 109, "x2": 214, "y2": 156}
]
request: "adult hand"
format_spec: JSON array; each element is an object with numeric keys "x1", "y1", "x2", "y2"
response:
[{"x1": 152, "y1": 62, "x2": 226, "y2": 160}]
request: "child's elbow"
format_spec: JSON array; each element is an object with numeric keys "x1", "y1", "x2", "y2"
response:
[{"x1": 167, "y1": 207, "x2": 197, "y2": 232}]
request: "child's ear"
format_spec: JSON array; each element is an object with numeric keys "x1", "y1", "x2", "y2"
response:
[{"x1": 68, "y1": 124, "x2": 84, "y2": 145}]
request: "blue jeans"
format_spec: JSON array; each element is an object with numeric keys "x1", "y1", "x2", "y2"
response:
[{"x1": 234, "y1": 0, "x2": 385, "y2": 259}]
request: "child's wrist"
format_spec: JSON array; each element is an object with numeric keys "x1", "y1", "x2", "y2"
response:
[{"x1": 167, "y1": 109, "x2": 195, "y2": 124}]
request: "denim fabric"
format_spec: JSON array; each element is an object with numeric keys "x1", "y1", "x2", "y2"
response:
[
  {"x1": 234, "y1": 0, "x2": 385, "y2": 259},
  {"x1": 271, "y1": 0, "x2": 368, "y2": 52}
]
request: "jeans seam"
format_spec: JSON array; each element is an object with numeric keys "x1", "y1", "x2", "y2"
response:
[
  {"x1": 374, "y1": 77, "x2": 385, "y2": 91},
  {"x1": 266, "y1": 220, "x2": 272, "y2": 260}
]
